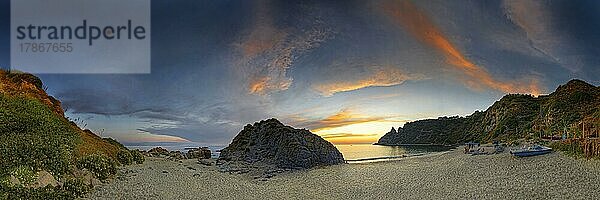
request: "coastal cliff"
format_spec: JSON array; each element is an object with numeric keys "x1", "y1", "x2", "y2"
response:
[{"x1": 377, "y1": 79, "x2": 600, "y2": 145}]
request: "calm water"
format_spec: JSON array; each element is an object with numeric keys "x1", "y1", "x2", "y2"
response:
[
  {"x1": 335, "y1": 144, "x2": 454, "y2": 163},
  {"x1": 128, "y1": 144, "x2": 453, "y2": 163}
]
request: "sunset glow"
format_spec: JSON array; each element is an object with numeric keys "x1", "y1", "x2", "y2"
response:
[{"x1": 315, "y1": 120, "x2": 402, "y2": 144}]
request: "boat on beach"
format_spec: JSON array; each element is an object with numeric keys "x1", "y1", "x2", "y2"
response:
[{"x1": 510, "y1": 145, "x2": 552, "y2": 157}]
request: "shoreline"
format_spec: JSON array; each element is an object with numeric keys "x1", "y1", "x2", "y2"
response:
[
  {"x1": 345, "y1": 150, "x2": 453, "y2": 163},
  {"x1": 372, "y1": 143, "x2": 456, "y2": 147},
  {"x1": 85, "y1": 148, "x2": 600, "y2": 199}
]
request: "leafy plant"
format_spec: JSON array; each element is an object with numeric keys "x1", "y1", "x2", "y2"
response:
[
  {"x1": 549, "y1": 141, "x2": 585, "y2": 158},
  {"x1": 0, "y1": 185, "x2": 74, "y2": 200},
  {"x1": 102, "y1": 137, "x2": 127, "y2": 150},
  {"x1": 76, "y1": 154, "x2": 117, "y2": 181},
  {"x1": 130, "y1": 150, "x2": 145, "y2": 164},
  {"x1": 116, "y1": 150, "x2": 133, "y2": 165},
  {"x1": 61, "y1": 178, "x2": 92, "y2": 198},
  {"x1": 9, "y1": 166, "x2": 37, "y2": 186},
  {"x1": 6, "y1": 72, "x2": 44, "y2": 89}
]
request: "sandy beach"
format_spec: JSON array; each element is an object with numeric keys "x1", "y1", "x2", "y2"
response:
[{"x1": 84, "y1": 148, "x2": 600, "y2": 199}]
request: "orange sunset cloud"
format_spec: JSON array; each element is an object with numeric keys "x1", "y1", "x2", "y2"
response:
[
  {"x1": 306, "y1": 109, "x2": 387, "y2": 132},
  {"x1": 382, "y1": 0, "x2": 543, "y2": 96},
  {"x1": 314, "y1": 65, "x2": 424, "y2": 96}
]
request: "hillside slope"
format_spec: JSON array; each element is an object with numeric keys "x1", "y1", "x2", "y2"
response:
[
  {"x1": 0, "y1": 70, "x2": 139, "y2": 199},
  {"x1": 377, "y1": 79, "x2": 600, "y2": 145}
]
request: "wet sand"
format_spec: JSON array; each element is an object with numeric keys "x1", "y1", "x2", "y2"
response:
[{"x1": 85, "y1": 148, "x2": 600, "y2": 199}]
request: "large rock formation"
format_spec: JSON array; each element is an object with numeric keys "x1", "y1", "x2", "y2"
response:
[
  {"x1": 218, "y1": 118, "x2": 344, "y2": 171},
  {"x1": 378, "y1": 79, "x2": 600, "y2": 145}
]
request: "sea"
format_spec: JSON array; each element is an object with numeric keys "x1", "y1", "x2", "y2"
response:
[
  {"x1": 127, "y1": 143, "x2": 454, "y2": 163},
  {"x1": 335, "y1": 144, "x2": 454, "y2": 163}
]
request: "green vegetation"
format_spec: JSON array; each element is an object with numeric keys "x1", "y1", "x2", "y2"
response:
[
  {"x1": 379, "y1": 80, "x2": 600, "y2": 146},
  {"x1": 9, "y1": 166, "x2": 37, "y2": 186},
  {"x1": 130, "y1": 149, "x2": 146, "y2": 164},
  {"x1": 117, "y1": 150, "x2": 134, "y2": 165},
  {"x1": 103, "y1": 137, "x2": 127, "y2": 150},
  {"x1": 0, "y1": 178, "x2": 93, "y2": 199},
  {"x1": 5, "y1": 72, "x2": 44, "y2": 90},
  {"x1": 0, "y1": 70, "x2": 143, "y2": 199},
  {"x1": 76, "y1": 154, "x2": 118, "y2": 181},
  {"x1": 1, "y1": 185, "x2": 74, "y2": 200},
  {"x1": 0, "y1": 94, "x2": 92, "y2": 199},
  {"x1": 0, "y1": 94, "x2": 79, "y2": 178},
  {"x1": 548, "y1": 141, "x2": 585, "y2": 158},
  {"x1": 61, "y1": 178, "x2": 92, "y2": 197}
]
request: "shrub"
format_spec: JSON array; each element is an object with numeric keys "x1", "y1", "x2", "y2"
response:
[
  {"x1": 61, "y1": 178, "x2": 91, "y2": 198},
  {"x1": 102, "y1": 137, "x2": 127, "y2": 150},
  {"x1": 76, "y1": 154, "x2": 117, "y2": 181},
  {"x1": 549, "y1": 141, "x2": 584, "y2": 158},
  {"x1": 116, "y1": 150, "x2": 133, "y2": 165},
  {"x1": 130, "y1": 150, "x2": 145, "y2": 164},
  {"x1": 6, "y1": 72, "x2": 44, "y2": 89},
  {"x1": 0, "y1": 185, "x2": 73, "y2": 200},
  {"x1": 0, "y1": 177, "x2": 91, "y2": 200},
  {"x1": 9, "y1": 166, "x2": 37, "y2": 186}
]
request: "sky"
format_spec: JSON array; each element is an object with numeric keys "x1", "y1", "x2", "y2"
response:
[{"x1": 1, "y1": 0, "x2": 599, "y2": 146}]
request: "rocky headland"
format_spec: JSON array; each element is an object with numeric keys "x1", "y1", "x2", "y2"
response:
[
  {"x1": 378, "y1": 79, "x2": 600, "y2": 145},
  {"x1": 217, "y1": 118, "x2": 345, "y2": 177}
]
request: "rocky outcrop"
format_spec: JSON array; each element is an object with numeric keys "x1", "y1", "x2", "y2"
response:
[
  {"x1": 186, "y1": 147, "x2": 211, "y2": 159},
  {"x1": 217, "y1": 118, "x2": 344, "y2": 173},
  {"x1": 147, "y1": 147, "x2": 169, "y2": 157},
  {"x1": 31, "y1": 170, "x2": 59, "y2": 188},
  {"x1": 167, "y1": 151, "x2": 186, "y2": 160},
  {"x1": 145, "y1": 147, "x2": 212, "y2": 160}
]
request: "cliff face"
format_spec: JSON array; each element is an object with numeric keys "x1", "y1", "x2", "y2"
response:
[{"x1": 377, "y1": 79, "x2": 600, "y2": 145}]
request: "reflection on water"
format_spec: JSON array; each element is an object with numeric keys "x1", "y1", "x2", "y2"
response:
[{"x1": 335, "y1": 144, "x2": 453, "y2": 163}]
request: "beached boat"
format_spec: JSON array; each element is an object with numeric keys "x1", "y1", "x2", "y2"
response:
[{"x1": 510, "y1": 145, "x2": 552, "y2": 157}]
